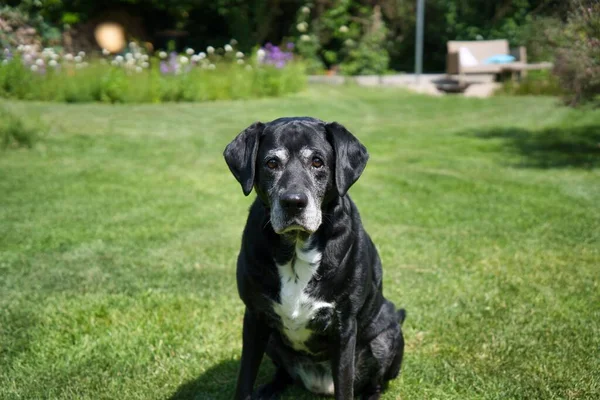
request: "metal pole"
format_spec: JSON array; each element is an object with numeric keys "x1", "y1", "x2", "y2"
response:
[{"x1": 415, "y1": 0, "x2": 425, "y2": 83}]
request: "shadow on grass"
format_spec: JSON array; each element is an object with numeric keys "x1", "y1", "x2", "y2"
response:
[
  {"x1": 168, "y1": 359, "x2": 239, "y2": 400},
  {"x1": 169, "y1": 358, "x2": 276, "y2": 400},
  {"x1": 468, "y1": 124, "x2": 600, "y2": 168}
]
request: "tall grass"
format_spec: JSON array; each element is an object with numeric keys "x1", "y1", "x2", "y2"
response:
[{"x1": 0, "y1": 59, "x2": 306, "y2": 103}]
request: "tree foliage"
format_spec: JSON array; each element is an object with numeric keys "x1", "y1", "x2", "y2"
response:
[{"x1": 1, "y1": 0, "x2": 585, "y2": 75}]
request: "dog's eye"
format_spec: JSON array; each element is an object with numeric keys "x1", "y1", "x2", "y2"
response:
[
  {"x1": 312, "y1": 157, "x2": 324, "y2": 168},
  {"x1": 266, "y1": 159, "x2": 278, "y2": 169}
]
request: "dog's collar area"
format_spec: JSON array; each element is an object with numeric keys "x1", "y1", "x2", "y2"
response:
[{"x1": 281, "y1": 230, "x2": 311, "y2": 244}]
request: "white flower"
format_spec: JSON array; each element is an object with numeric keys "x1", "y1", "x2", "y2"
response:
[
  {"x1": 74, "y1": 55, "x2": 82, "y2": 63},
  {"x1": 135, "y1": 66, "x2": 142, "y2": 73},
  {"x1": 134, "y1": 52, "x2": 141, "y2": 59},
  {"x1": 64, "y1": 53, "x2": 73, "y2": 61},
  {"x1": 300, "y1": 34, "x2": 311, "y2": 42},
  {"x1": 245, "y1": 64, "x2": 252, "y2": 71},
  {"x1": 230, "y1": 38, "x2": 238, "y2": 45},
  {"x1": 224, "y1": 44, "x2": 233, "y2": 52},
  {"x1": 191, "y1": 54, "x2": 199, "y2": 62},
  {"x1": 141, "y1": 61, "x2": 149, "y2": 68},
  {"x1": 297, "y1": 22, "x2": 308, "y2": 32},
  {"x1": 339, "y1": 25, "x2": 349, "y2": 33},
  {"x1": 115, "y1": 55, "x2": 124, "y2": 63},
  {"x1": 208, "y1": 63, "x2": 216, "y2": 70},
  {"x1": 126, "y1": 58, "x2": 135, "y2": 65},
  {"x1": 2, "y1": 59, "x2": 8, "y2": 65},
  {"x1": 207, "y1": 46, "x2": 215, "y2": 54},
  {"x1": 111, "y1": 60, "x2": 119, "y2": 66},
  {"x1": 344, "y1": 38, "x2": 355, "y2": 46},
  {"x1": 81, "y1": 61, "x2": 88, "y2": 67},
  {"x1": 51, "y1": 53, "x2": 59, "y2": 60},
  {"x1": 102, "y1": 48, "x2": 110, "y2": 56},
  {"x1": 30, "y1": 64, "x2": 38, "y2": 71},
  {"x1": 78, "y1": 51, "x2": 85, "y2": 57},
  {"x1": 23, "y1": 54, "x2": 32, "y2": 62},
  {"x1": 237, "y1": 59, "x2": 244, "y2": 64},
  {"x1": 180, "y1": 56, "x2": 189, "y2": 64},
  {"x1": 158, "y1": 51, "x2": 167, "y2": 59},
  {"x1": 301, "y1": 6, "x2": 310, "y2": 14},
  {"x1": 17, "y1": 45, "x2": 24, "y2": 51},
  {"x1": 236, "y1": 51, "x2": 244, "y2": 59},
  {"x1": 257, "y1": 49, "x2": 266, "y2": 59},
  {"x1": 129, "y1": 41, "x2": 137, "y2": 48},
  {"x1": 186, "y1": 48, "x2": 194, "y2": 55},
  {"x1": 142, "y1": 54, "x2": 149, "y2": 61},
  {"x1": 125, "y1": 53, "x2": 133, "y2": 61},
  {"x1": 198, "y1": 52, "x2": 206, "y2": 59},
  {"x1": 35, "y1": 58, "x2": 44, "y2": 66},
  {"x1": 75, "y1": 63, "x2": 83, "y2": 69},
  {"x1": 48, "y1": 59, "x2": 58, "y2": 67}
]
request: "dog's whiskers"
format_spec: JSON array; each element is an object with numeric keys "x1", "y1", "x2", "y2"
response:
[{"x1": 263, "y1": 217, "x2": 272, "y2": 230}]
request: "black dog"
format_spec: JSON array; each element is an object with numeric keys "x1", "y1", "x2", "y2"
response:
[{"x1": 224, "y1": 117, "x2": 405, "y2": 400}]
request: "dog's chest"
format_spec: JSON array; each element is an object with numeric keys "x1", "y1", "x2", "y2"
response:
[{"x1": 272, "y1": 246, "x2": 334, "y2": 353}]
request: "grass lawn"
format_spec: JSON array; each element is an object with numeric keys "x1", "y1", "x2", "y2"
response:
[{"x1": 1, "y1": 86, "x2": 599, "y2": 399}]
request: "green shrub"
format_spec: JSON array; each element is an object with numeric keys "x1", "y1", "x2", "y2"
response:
[
  {"x1": 338, "y1": 7, "x2": 389, "y2": 76},
  {"x1": 497, "y1": 70, "x2": 563, "y2": 97},
  {"x1": 552, "y1": 1, "x2": 600, "y2": 107},
  {"x1": 291, "y1": 2, "x2": 390, "y2": 76},
  {"x1": 0, "y1": 106, "x2": 41, "y2": 149},
  {"x1": 0, "y1": 59, "x2": 306, "y2": 104}
]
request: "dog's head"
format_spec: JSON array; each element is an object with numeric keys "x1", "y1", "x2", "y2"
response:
[{"x1": 224, "y1": 117, "x2": 368, "y2": 235}]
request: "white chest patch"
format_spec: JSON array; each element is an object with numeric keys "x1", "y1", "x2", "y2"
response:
[{"x1": 273, "y1": 242, "x2": 334, "y2": 353}]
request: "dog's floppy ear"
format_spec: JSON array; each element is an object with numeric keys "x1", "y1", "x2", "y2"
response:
[
  {"x1": 223, "y1": 122, "x2": 265, "y2": 196},
  {"x1": 325, "y1": 122, "x2": 369, "y2": 197}
]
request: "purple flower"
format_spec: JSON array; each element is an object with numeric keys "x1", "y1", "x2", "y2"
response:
[
  {"x1": 257, "y1": 43, "x2": 294, "y2": 68},
  {"x1": 160, "y1": 61, "x2": 170, "y2": 74},
  {"x1": 286, "y1": 42, "x2": 295, "y2": 50}
]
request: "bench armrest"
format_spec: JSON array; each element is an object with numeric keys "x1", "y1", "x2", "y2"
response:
[
  {"x1": 510, "y1": 46, "x2": 527, "y2": 63},
  {"x1": 446, "y1": 52, "x2": 460, "y2": 75}
]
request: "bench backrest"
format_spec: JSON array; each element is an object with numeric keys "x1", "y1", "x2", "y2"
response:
[{"x1": 447, "y1": 40, "x2": 509, "y2": 63}]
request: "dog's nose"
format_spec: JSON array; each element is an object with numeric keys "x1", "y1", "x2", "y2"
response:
[{"x1": 280, "y1": 192, "x2": 308, "y2": 213}]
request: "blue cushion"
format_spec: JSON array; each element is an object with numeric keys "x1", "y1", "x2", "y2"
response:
[{"x1": 483, "y1": 54, "x2": 516, "y2": 64}]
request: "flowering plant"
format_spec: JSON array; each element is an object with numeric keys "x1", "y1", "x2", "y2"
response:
[
  {"x1": 0, "y1": 39, "x2": 306, "y2": 103},
  {"x1": 257, "y1": 43, "x2": 294, "y2": 68}
]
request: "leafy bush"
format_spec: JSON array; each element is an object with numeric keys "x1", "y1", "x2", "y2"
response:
[
  {"x1": 0, "y1": 5, "x2": 61, "y2": 50},
  {"x1": 339, "y1": 6, "x2": 389, "y2": 76},
  {"x1": 552, "y1": 1, "x2": 600, "y2": 107},
  {"x1": 497, "y1": 70, "x2": 563, "y2": 97},
  {"x1": 291, "y1": 2, "x2": 390, "y2": 76},
  {"x1": 0, "y1": 105, "x2": 41, "y2": 149}
]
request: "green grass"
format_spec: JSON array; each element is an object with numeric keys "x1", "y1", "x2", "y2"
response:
[{"x1": 1, "y1": 86, "x2": 599, "y2": 399}]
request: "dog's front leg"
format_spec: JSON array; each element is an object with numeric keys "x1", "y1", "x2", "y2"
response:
[
  {"x1": 332, "y1": 316, "x2": 357, "y2": 400},
  {"x1": 235, "y1": 308, "x2": 270, "y2": 400}
]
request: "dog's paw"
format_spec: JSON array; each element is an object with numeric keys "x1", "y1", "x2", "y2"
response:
[{"x1": 252, "y1": 383, "x2": 281, "y2": 400}]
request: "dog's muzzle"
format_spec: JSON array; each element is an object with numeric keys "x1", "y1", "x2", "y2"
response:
[{"x1": 271, "y1": 191, "x2": 321, "y2": 234}]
